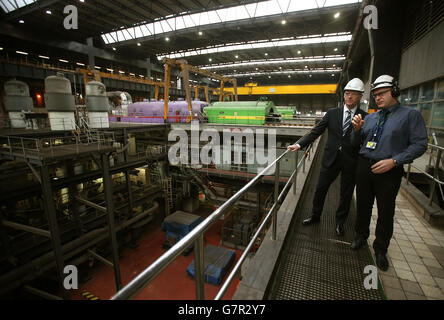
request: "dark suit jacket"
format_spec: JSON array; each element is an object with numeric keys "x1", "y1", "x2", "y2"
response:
[{"x1": 297, "y1": 107, "x2": 368, "y2": 169}]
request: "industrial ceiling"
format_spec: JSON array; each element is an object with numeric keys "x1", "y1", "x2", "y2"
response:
[{"x1": 0, "y1": 0, "x2": 362, "y2": 86}]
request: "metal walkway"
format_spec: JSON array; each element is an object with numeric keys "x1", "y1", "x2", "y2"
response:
[{"x1": 266, "y1": 142, "x2": 385, "y2": 300}]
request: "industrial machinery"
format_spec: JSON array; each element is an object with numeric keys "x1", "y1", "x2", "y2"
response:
[
  {"x1": 161, "y1": 211, "x2": 203, "y2": 254},
  {"x1": 3, "y1": 79, "x2": 34, "y2": 129},
  {"x1": 44, "y1": 72, "x2": 76, "y2": 131},
  {"x1": 108, "y1": 91, "x2": 132, "y2": 118},
  {"x1": 117, "y1": 99, "x2": 208, "y2": 124},
  {"x1": 85, "y1": 81, "x2": 110, "y2": 129},
  {"x1": 276, "y1": 106, "x2": 297, "y2": 120},
  {"x1": 203, "y1": 101, "x2": 280, "y2": 125}
]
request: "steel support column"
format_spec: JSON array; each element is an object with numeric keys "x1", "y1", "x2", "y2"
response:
[
  {"x1": 101, "y1": 153, "x2": 122, "y2": 291},
  {"x1": 40, "y1": 164, "x2": 69, "y2": 300},
  {"x1": 194, "y1": 234, "x2": 205, "y2": 300},
  {"x1": 219, "y1": 81, "x2": 225, "y2": 102},
  {"x1": 67, "y1": 160, "x2": 83, "y2": 237},
  {"x1": 181, "y1": 63, "x2": 193, "y2": 116},
  {"x1": 164, "y1": 64, "x2": 171, "y2": 120},
  {"x1": 123, "y1": 129, "x2": 134, "y2": 214}
]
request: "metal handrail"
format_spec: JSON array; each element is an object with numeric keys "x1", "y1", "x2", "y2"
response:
[
  {"x1": 111, "y1": 137, "x2": 318, "y2": 300},
  {"x1": 215, "y1": 147, "x2": 309, "y2": 300},
  {"x1": 406, "y1": 143, "x2": 444, "y2": 205},
  {"x1": 1, "y1": 130, "x2": 116, "y2": 157}
]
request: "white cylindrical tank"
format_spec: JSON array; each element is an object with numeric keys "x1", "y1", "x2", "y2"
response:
[
  {"x1": 3, "y1": 79, "x2": 33, "y2": 128},
  {"x1": 44, "y1": 72, "x2": 76, "y2": 130},
  {"x1": 86, "y1": 81, "x2": 109, "y2": 128}
]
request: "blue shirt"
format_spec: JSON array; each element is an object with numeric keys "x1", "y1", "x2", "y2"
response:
[{"x1": 351, "y1": 103, "x2": 428, "y2": 164}]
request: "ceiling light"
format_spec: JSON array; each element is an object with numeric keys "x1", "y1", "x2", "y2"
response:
[
  {"x1": 265, "y1": 53, "x2": 268, "y2": 56},
  {"x1": 76, "y1": 62, "x2": 85, "y2": 66},
  {"x1": 281, "y1": 20, "x2": 286, "y2": 25},
  {"x1": 331, "y1": 74, "x2": 335, "y2": 76},
  {"x1": 268, "y1": 76, "x2": 271, "y2": 79},
  {"x1": 334, "y1": 12, "x2": 340, "y2": 19},
  {"x1": 305, "y1": 65, "x2": 308, "y2": 68},
  {"x1": 95, "y1": 66, "x2": 101, "y2": 69},
  {"x1": 198, "y1": 31, "x2": 203, "y2": 36},
  {"x1": 279, "y1": 66, "x2": 282, "y2": 69},
  {"x1": 130, "y1": 73, "x2": 135, "y2": 76},
  {"x1": 298, "y1": 50, "x2": 302, "y2": 54},
  {"x1": 288, "y1": 75, "x2": 291, "y2": 78},
  {"x1": 107, "y1": 68, "x2": 114, "y2": 72},
  {"x1": 119, "y1": 70, "x2": 125, "y2": 74},
  {"x1": 46, "y1": 10, "x2": 52, "y2": 15},
  {"x1": 19, "y1": 20, "x2": 24, "y2": 24},
  {"x1": 333, "y1": 64, "x2": 336, "y2": 67},
  {"x1": 16, "y1": 51, "x2": 28, "y2": 55},
  {"x1": 112, "y1": 47, "x2": 116, "y2": 51},
  {"x1": 137, "y1": 43, "x2": 141, "y2": 46},
  {"x1": 209, "y1": 58, "x2": 212, "y2": 62},
  {"x1": 165, "y1": 37, "x2": 170, "y2": 41},
  {"x1": 79, "y1": 0, "x2": 85, "y2": 2},
  {"x1": 309, "y1": 75, "x2": 312, "y2": 77},
  {"x1": 59, "y1": 59, "x2": 68, "y2": 63},
  {"x1": 235, "y1": 55, "x2": 239, "y2": 59},
  {"x1": 334, "y1": 48, "x2": 338, "y2": 51},
  {"x1": 39, "y1": 55, "x2": 50, "y2": 59},
  {"x1": 0, "y1": 47, "x2": 3, "y2": 51},
  {"x1": 140, "y1": 75, "x2": 145, "y2": 78}
]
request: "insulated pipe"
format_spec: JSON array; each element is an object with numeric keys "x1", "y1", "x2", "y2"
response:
[{"x1": 0, "y1": 202, "x2": 159, "y2": 294}]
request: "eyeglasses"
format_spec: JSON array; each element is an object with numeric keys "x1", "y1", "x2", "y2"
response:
[
  {"x1": 344, "y1": 91, "x2": 361, "y2": 97},
  {"x1": 372, "y1": 89, "x2": 391, "y2": 98}
]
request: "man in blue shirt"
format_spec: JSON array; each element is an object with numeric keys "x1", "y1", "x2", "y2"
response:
[{"x1": 350, "y1": 75, "x2": 428, "y2": 271}]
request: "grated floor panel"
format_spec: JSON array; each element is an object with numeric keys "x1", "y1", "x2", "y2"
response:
[{"x1": 268, "y1": 138, "x2": 384, "y2": 300}]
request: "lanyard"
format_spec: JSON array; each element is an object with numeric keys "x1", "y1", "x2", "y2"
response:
[{"x1": 370, "y1": 110, "x2": 393, "y2": 143}]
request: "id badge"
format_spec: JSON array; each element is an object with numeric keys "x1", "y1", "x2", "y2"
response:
[{"x1": 366, "y1": 141, "x2": 377, "y2": 150}]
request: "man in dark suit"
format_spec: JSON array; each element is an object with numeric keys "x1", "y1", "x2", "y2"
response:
[{"x1": 288, "y1": 78, "x2": 368, "y2": 236}]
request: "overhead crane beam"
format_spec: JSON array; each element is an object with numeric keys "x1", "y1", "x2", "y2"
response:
[
  {"x1": 216, "y1": 84, "x2": 338, "y2": 95},
  {"x1": 162, "y1": 58, "x2": 238, "y2": 120}
]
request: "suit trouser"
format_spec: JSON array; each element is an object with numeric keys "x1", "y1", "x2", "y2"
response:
[
  {"x1": 311, "y1": 151, "x2": 356, "y2": 225},
  {"x1": 355, "y1": 156, "x2": 403, "y2": 254}
]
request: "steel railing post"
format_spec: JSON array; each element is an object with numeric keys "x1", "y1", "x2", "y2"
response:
[
  {"x1": 21, "y1": 137, "x2": 25, "y2": 156},
  {"x1": 272, "y1": 161, "x2": 280, "y2": 241},
  {"x1": 430, "y1": 149, "x2": 442, "y2": 206},
  {"x1": 8, "y1": 137, "x2": 12, "y2": 156},
  {"x1": 194, "y1": 234, "x2": 205, "y2": 300},
  {"x1": 293, "y1": 151, "x2": 298, "y2": 195},
  {"x1": 406, "y1": 164, "x2": 411, "y2": 185},
  {"x1": 428, "y1": 146, "x2": 433, "y2": 168}
]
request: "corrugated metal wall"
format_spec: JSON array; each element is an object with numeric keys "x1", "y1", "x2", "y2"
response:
[{"x1": 399, "y1": 21, "x2": 444, "y2": 89}]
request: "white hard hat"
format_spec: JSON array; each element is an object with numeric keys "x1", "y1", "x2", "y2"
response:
[
  {"x1": 344, "y1": 78, "x2": 364, "y2": 93},
  {"x1": 371, "y1": 75, "x2": 395, "y2": 91}
]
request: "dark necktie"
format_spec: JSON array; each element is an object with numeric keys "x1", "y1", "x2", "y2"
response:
[
  {"x1": 379, "y1": 109, "x2": 390, "y2": 126},
  {"x1": 343, "y1": 110, "x2": 352, "y2": 136}
]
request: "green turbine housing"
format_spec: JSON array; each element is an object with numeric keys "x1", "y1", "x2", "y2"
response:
[
  {"x1": 204, "y1": 101, "x2": 280, "y2": 125},
  {"x1": 276, "y1": 106, "x2": 297, "y2": 119}
]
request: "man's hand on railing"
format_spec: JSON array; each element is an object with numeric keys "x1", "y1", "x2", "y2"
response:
[{"x1": 287, "y1": 144, "x2": 300, "y2": 152}]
